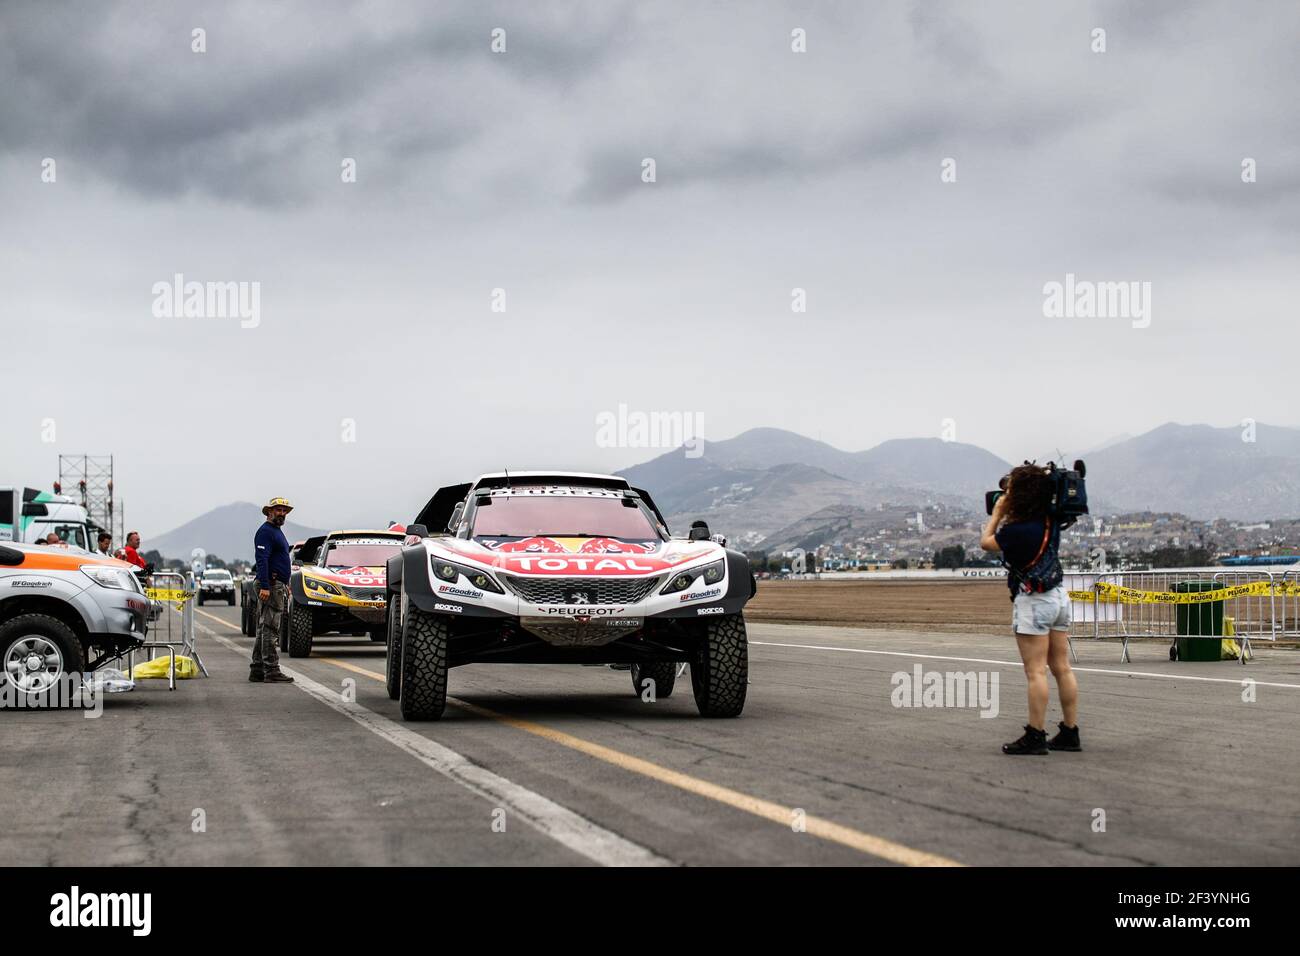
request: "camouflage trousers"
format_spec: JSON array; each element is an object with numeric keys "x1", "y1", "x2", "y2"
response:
[{"x1": 252, "y1": 580, "x2": 288, "y2": 674}]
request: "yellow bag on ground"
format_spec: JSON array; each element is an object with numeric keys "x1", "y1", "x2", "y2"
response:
[
  {"x1": 1220, "y1": 639, "x2": 1252, "y2": 661},
  {"x1": 131, "y1": 655, "x2": 200, "y2": 679}
]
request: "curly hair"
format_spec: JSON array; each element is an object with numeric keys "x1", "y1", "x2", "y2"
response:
[{"x1": 1001, "y1": 464, "x2": 1053, "y2": 525}]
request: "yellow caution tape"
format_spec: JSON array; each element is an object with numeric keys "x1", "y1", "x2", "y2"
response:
[
  {"x1": 145, "y1": 587, "x2": 193, "y2": 605},
  {"x1": 1068, "y1": 581, "x2": 1300, "y2": 605}
]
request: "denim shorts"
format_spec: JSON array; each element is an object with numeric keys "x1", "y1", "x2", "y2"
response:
[{"x1": 1011, "y1": 585, "x2": 1072, "y2": 636}]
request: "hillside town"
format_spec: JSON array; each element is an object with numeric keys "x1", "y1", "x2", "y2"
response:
[{"x1": 760, "y1": 502, "x2": 1300, "y2": 572}]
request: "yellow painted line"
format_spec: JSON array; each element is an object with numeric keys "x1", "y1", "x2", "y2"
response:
[{"x1": 199, "y1": 606, "x2": 962, "y2": 866}]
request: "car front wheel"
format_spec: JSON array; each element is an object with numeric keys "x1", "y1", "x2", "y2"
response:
[
  {"x1": 691, "y1": 613, "x2": 748, "y2": 718},
  {"x1": 287, "y1": 602, "x2": 314, "y2": 658},
  {"x1": 399, "y1": 600, "x2": 448, "y2": 721}
]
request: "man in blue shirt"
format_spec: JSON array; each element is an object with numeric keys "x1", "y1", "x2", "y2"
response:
[{"x1": 251, "y1": 497, "x2": 296, "y2": 684}]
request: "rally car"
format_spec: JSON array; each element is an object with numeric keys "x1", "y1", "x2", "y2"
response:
[
  {"x1": 284, "y1": 530, "x2": 405, "y2": 657},
  {"x1": 1, "y1": 541, "x2": 149, "y2": 708},
  {"x1": 384, "y1": 473, "x2": 757, "y2": 721}
]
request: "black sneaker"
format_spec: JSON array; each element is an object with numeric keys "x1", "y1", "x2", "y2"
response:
[
  {"x1": 264, "y1": 671, "x2": 295, "y2": 684},
  {"x1": 1048, "y1": 722, "x2": 1082, "y2": 752},
  {"x1": 1002, "y1": 725, "x2": 1048, "y2": 755},
  {"x1": 248, "y1": 670, "x2": 265, "y2": 683}
]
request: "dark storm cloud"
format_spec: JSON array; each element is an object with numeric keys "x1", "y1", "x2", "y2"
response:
[{"x1": 0, "y1": 1, "x2": 630, "y2": 205}]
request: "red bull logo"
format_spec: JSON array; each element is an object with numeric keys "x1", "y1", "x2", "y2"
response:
[
  {"x1": 576, "y1": 537, "x2": 655, "y2": 554},
  {"x1": 488, "y1": 536, "x2": 569, "y2": 553}
]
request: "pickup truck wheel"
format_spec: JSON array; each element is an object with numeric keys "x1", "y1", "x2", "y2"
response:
[
  {"x1": 630, "y1": 661, "x2": 677, "y2": 699},
  {"x1": 399, "y1": 602, "x2": 448, "y2": 721},
  {"x1": 287, "y1": 602, "x2": 314, "y2": 658},
  {"x1": 690, "y1": 613, "x2": 748, "y2": 718},
  {"x1": 1, "y1": 614, "x2": 86, "y2": 709},
  {"x1": 385, "y1": 592, "x2": 402, "y2": 701}
]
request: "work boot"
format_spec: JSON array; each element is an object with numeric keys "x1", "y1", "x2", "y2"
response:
[
  {"x1": 263, "y1": 671, "x2": 295, "y2": 684},
  {"x1": 248, "y1": 669, "x2": 264, "y2": 683},
  {"x1": 1002, "y1": 725, "x2": 1048, "y2": 755},
  {"x1": 1048, "y1": 722, "x2": 1082, "y2": 752}
]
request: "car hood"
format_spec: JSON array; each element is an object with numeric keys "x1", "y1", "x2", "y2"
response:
[
  {"x1": 430, "y1": 536, "x2": 721, "y2": 577},
  {"x1": 303, "y1": 565, "x2": 387, "y2": 585}
]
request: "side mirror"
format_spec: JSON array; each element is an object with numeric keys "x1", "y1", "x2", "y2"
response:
[
  {"x1": 447, "y1": 502, "x2": 465, "y2": 533},
  {"x1": 688, "y1": 521, "x2": 711, "y2": 542},
  {"x1": 407, "y1": 524, "x2": 428, "y2": 539},
  {"x1": 710, "y1": 533, "x2": 727, "y2": 548}
]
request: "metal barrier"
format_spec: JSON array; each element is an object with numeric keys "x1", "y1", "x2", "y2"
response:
[
  {"x1": 1281, "y1": 569, "x2": 1300, "y2": 638},
  {"x1": 134, "y1": 571, "x2": 209, "y2": 685},
  {"x1": 1068, "y1": 568, "x2": 1278, "y2": 664}
]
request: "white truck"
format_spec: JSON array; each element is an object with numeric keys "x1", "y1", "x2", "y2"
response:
[{"x1": 0, "y1": 487, "x2": 99, "y2": 551}]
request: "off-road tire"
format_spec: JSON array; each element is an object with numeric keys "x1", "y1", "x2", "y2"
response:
[
  {"x1": 630, "y1": 661, "x2": 677, "y2": 699},
  {"x1": 0, "y1": 614, "x2": 86, "y2": 709},
  {"x1": 385, "y1": 591, "x2": 402, "y2": 700},
  {"x1": 287, "y1": 602, "x2": 314, "y2": 658},
  {"x1": 690, "y1": 613, "x2": 748, "y2": 717},
  {"x1": 399, "y1": 600, "x2": 448, "y2": 721}
]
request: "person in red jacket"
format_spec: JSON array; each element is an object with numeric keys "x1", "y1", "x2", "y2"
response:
[{"x1": 121, "y1": 531, "x2": 147, "y2": 569}]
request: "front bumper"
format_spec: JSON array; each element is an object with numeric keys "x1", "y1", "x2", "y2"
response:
[{"x1": 402, "y1": 550, "x2": 754, "y2": 647}]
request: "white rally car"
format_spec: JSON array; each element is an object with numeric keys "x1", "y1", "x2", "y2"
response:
[{"x1": 384, "y1": 473, "x2": 757, "y2": 721}]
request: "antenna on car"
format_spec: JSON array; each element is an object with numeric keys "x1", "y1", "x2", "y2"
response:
[{"x1": 503, "y1": 467, "x2": 511, "y2": 490}]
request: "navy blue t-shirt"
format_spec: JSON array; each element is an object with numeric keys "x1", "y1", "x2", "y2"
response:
[
  {"x1": 995, "y1": 518, "x2": 1054, "y2": 569},
  {"x1": 254, "y1": 521, "x2": 291, "y2": 589}
]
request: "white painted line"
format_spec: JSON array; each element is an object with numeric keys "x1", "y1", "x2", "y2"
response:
[
  {"x1": 196, "y1": 617, "x2": 671, "y2": 867},
  {"x1": 751, "y1": 640, "x2": 1300, "y2": 690}
]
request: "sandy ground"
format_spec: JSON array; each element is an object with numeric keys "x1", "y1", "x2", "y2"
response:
[{"x1": 748, "y1": 578, "x2": 1013, "y2": 633}]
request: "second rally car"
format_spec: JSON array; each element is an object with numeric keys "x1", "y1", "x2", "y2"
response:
[
  {"x1": 384, "y1": 472, "x2": 757, "y2": 721},
  {"x1": 284, "y1": 529, "x2": 406, "y2": 657}
]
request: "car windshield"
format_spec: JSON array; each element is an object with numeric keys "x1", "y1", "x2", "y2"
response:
[
  {"x1": 203, "y1": 571, "x2": 231, "y2": 580},
  {"x1": 470, "y1": 494, "x2": 662, "y2": 540},
  {"x1": 324, "y1": 543, "x2": 401, "y2": 569}
]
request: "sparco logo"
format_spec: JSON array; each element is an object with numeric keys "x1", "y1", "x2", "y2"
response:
[
  {"x1": 433, "y1": 603, "x2": 463, "y2": 613},
  {"x1": 697, "y1": 607, "x2": 725, "y2": 615},
  {"x1": 50, "y1": 886, "x2": 152, "y2": 936}
]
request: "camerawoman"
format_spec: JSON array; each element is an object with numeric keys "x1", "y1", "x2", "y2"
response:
[{"x1": 980, "y1": 460, "x2": 1088, "y2": 755}]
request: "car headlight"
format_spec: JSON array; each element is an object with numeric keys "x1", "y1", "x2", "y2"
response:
[
  {"x1": 431, "y1": 558, "x2": 504, "y2": 594},
  {"x1": 304, "y1": 577, "x2": 343, "y2": 597},
  {"x1": 660, "y1": 559, "x2": 725, "y2": 595},
  {"x1": 81, "y1": 565, "x2": 138, "y2": 591}
]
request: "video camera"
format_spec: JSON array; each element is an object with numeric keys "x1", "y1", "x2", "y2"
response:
[{"x1": 985, "y1": 459, "x2": 1089, "y2": 521}]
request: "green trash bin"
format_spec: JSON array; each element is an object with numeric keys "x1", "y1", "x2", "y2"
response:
[{"x1": 1174, "y1": 581, "x2": 1224, "y2": 661}]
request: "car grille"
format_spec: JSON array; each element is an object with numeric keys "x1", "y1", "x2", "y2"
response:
[
  {"x1": 502, "y1": 575, "x2": 661, "y2": 606},
  {"x1": 343, "y1": 586, "x2": 385, "y2": 602}
]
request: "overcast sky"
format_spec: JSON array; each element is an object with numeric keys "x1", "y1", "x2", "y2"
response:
[{"x1": 2, "y1": 1, "x2": 1297, "y2": 537}]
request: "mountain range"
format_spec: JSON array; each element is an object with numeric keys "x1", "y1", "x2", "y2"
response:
[
  {"x1": 618, "y1": 422, "x2": 1300, "y2": 542},
  {"x1": 146, "y1": 502, "x2": 326, "y2": 563},
  {"x1": 149, "y1": 422, "x2": 1300, "y2": 560}
]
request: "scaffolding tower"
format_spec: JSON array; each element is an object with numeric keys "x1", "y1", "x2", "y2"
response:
[{"x1": 57, "y1": 455, "x2": 120, "y2": 542}]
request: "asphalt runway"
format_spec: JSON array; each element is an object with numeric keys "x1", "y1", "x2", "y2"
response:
[{"x1": 5, "y1": 602, "x2": 1298, "y2": 866}]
